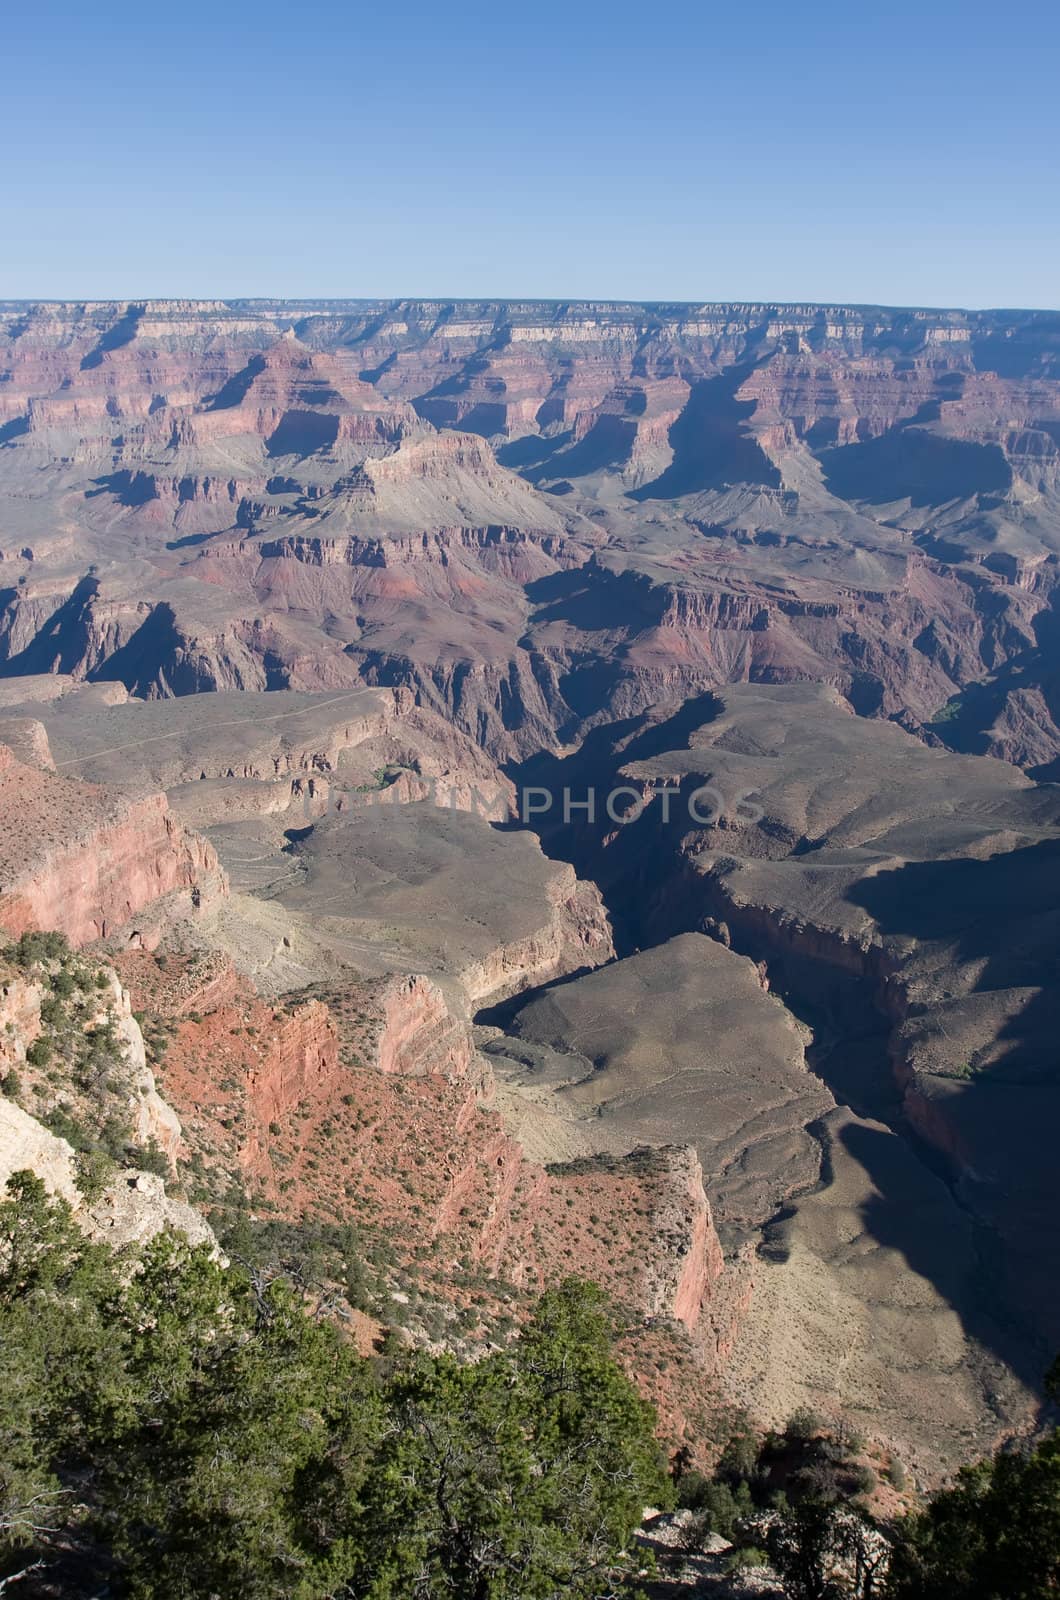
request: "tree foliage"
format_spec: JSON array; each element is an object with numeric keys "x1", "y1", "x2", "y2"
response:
[
  {"x1": 887, "y1": 1435, "x2": 1060, "y2": 1599},
  {"x1": 766, "y1": 1502, "x2": 889, "y2": 1600},
  {"x1": 0, "y1": 1175, "x2": 666, "y2": 1599},
  {"x1": 357, "y1": 1281, "x2": 668, "y2": 1599}
]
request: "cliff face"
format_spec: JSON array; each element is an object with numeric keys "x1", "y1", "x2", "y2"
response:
[
  {"x1": 0, "y1": 946, "x2": 184, "y2": 1167},
  {"x1": 374, "y1": 974, "x2": 479, "y2": 1080},
  {"x1": 0, "y1": 966, "x2": 42, "y2": 1060},
  {"x1": 97, "y1": 965, "x2": 183, "y2": 1158},
  {"x1": 458, "y1": 865, "x2": 614, "y2": 1004},
  {"x1": 0, "y1": 945, "x2": 211, "y2": 1252},
  {"x1": 159, "y1": 989, "x2": 342, "y2": 1178},
  {"x1": 3, "y1": 299, "x2": 1060, "y2": 765},
  {"x1": 0, "y1": 744, "x2": 225, "y2": 947},
  {"x1": 644, "y1": 1146, "x2": 727, "y2": 1327}
]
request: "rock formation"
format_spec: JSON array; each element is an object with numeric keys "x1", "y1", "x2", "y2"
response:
[
  {"x1": 0, "y1": 947, "x2": 213, "y2": 1254},
  {"x1": 0, "y1": 943, "x2": 184, "y2": 1163},
  {"x1": 0, "y1": 1097, "x2": 214, "y2": 1253},
  {"x1": 0, "y1": 742, "x2": 224, "y2": 946},
  {"x1": 2, "y1": 299, "x2": 1060, "y2": 764},
  {"x1": 6, "y1": 297, "x2": 1060, "y2": 1479},
  {"x1": 136, "y1": 947, "x2": 726, "y2": 1350}
]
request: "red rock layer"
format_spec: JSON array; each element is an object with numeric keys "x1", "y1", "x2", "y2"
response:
[
  {"x1": 153, "y1": 959, "x2": 725, "y2": 1335},
  {"x1": 0, "y1": 745, "x2": 225, "y2": 946}
]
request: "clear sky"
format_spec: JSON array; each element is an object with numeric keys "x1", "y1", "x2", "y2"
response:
[{"x1": 3, "y1": 0, "x2": 1058, "y2": 308}]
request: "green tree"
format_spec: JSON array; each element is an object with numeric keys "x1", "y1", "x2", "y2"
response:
[
  {"x1": 97, "y1": 1235, "x2": 382, "y2": 1600},
  {"x1": 887, "y1": 1436, "x2": 1060, "y2": 1599},
  {"x1": 0, "y1": 1172, "x2": 123, "y2": 1577},
  {"x1": 0, "y1": 1178, "x2": 666, "y2": 1600},
  {"x1": 355, "y1": 1279, "x2": 669, "y2": 1599},
  {"x1": 767, "y1": 1502, "x2": 888, "y2": 1600},
  {"x1": 0, "y1": 1175, "x2": 380, "y2": 1598}
]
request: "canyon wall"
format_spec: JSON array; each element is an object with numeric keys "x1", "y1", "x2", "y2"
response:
[
  {"x1": 141, "y1": 952, "x2": 727, "y2": 1339},
  {"x1": 0, "y1": 743, "x2": 225, "y2": 946},
  {"x1": 2, "y1": 299, "x2": 1059, "y2": 765}
]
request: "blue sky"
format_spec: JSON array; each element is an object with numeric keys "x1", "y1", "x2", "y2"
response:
[{"x1": 2, "y1": 0, "x2": 1058, "y2": 307}]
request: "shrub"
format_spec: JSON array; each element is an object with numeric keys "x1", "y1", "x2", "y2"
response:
[
  {"x1": 718, "y1": 1428, "x2": 760, "y2": 1483},
  {"x1": 726, "y1": 1545, "x2": 768, "y2": 1572},
  {"x1": 789, "y1": 1461, "x2": 843, "y2": 1504},
  {"x1": 136, "y1": 1139, "x2": 172, "y2": 1179},
  {"x1": 42, "y1": 1104, "x2": 90, "y2": 1150},
  {"x1": 25, "y1": 1038, "x2": 53, "y2": 1069},
  {"x1": 99, "y1": 1114, "x2": 134, "y2": 1161},
  {"x1": 74, "y1": 1148, "x2": 116, "y2": 1204},
  {"x1": 709, "y1": 1481, "x2": 750, "y2": 1538},
  {"x1": 675, "y1": 1465, "x2": 710, "y2": 1504},
  {"x1": 785, "y1": 1406, "x2": 825, "y2": 1442},
  {"x1": 7, "y1": 930, "x2": 69, "y2": 967},
  {"x1": 0, "y1": 1177, "x2": 675, "y2": 1600}
]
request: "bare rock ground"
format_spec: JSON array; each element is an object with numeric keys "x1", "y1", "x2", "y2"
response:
[
  {"x1": 485, "y1": 930, "x2": 1035, "y2": 1475},
  {"x1": 484, "y1": 934, "x2": 823, "y2": 1239}
]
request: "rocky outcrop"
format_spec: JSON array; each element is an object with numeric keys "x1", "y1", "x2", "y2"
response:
[
  {"x1": 645, "y1": 1147, "x2": 726, "y2": 1329},
  {"x1": 0, "y1": 949, "x2": 185, "y2": 1167},
  {"x1": 166, "y1": 993, "x2": 341, "y2": 1140},
  {"x1": 27, "y1": 686, "x2": 516, "y2": 828},
  {"x1": 96, "y1": 966, "x2": 183, "y2": 1158},
  {"x1": 0, "y1": 715, "x2": 54, "y2": 768},
  {"x1": 459, "y1": 865, "x2": 614, "y2": 1004},
  {"x1": 244, "y1": 1000, "x2": 340, "y2": 1126},
  {"x1": 0, "y1": 1096, "x2": 215, "y2": 1252},
  {"x1": 0, "y1": 967, "x2": 42, "y2": 1064},
  {"x1": 146, "y1": 947, "x2": 730, "y2": 1347},
  {"x1": 111, "y1": 947, "x2": 241, "y2": 1016},
  {"x1": 0, "y1": 744, "x2": 225, "y2": 946},
  {"x1": 374, "y1": 974, "x2": 479, "y2": 1081}
]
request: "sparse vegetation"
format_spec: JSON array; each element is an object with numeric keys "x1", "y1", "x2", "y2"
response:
[
  {"x1": 72, "y1": 1147, "x2": 116, "y2": 1203},
  {"x1": 929, "y1": 697, "x2": 964, "y2": 725},
  {"x1": 786, "y1": 1406, "x2": 825, "y2": 1441},
  {"x1": 1, "y1": 939, "x2": 166, "y2": 1173}
]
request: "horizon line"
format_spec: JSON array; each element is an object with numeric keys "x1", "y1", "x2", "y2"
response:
[{"x1": 1, "y1": 295, "x2": 1059, "y2": 317}]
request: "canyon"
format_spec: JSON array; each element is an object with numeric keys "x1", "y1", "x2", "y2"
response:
[
  {"x1": 2, "y1": 299, "x2": 1060, "y2": 1487},
  {"x1": 2, "y1": 299, "x2": 1060, "y2": 768}
]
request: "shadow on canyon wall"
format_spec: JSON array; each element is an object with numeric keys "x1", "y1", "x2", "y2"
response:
[
  {"x1": 505, "y1": 731, "x2": 1060, "y2": 1393},
  {"x1": 631, "y1": 366, "x2": 782, "y2": 499},
  {"x1": 821, "y1": 426, "x2": 1013, "y2": 506}
]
